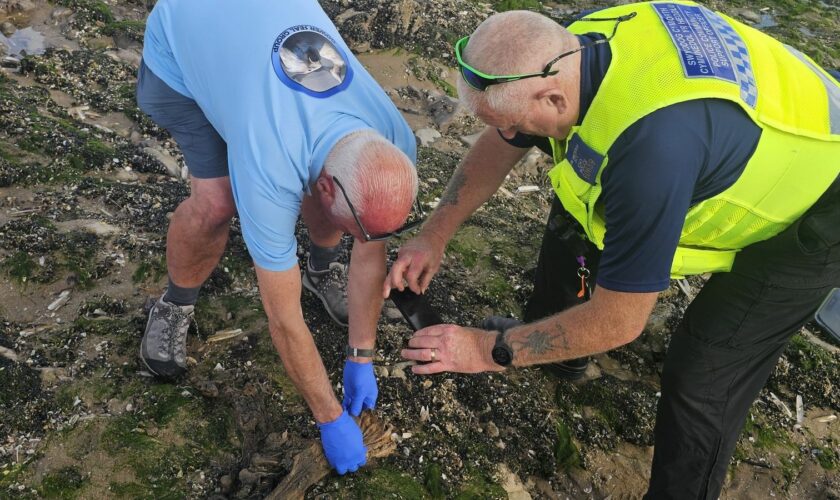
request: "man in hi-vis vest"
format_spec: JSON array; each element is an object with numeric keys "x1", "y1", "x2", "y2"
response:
[{"x1": 384, "y1": 2, "x2": 840, "y2": 497}]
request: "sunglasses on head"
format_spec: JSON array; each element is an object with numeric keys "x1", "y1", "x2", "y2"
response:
[
  {"x1": 332, "y1": 177, "x2": 426, "y2": 242},
  {"x1": 455, "y1": 12, "x2": 636, "y2": 91}
]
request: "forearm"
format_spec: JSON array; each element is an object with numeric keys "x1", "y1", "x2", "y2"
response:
[
  {"x1": 255, "y1": 265, "x2": 341, "y2": 423},
  {"x1": 347, "y1": 240, "x2": 387, "y2": 356},
  {"x1": 269, "y1": 318, "x2": 341, "y2": 422},
  {"x1": 422, "y1": 127, "x2": 528, "y2": 242},
  {"x1": 505, "y1": 287, "x2": 657, "y2": 367}
]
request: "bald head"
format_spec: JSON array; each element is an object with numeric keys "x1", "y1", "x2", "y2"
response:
[
  {"x1": 323, "y1": 130, "x2": 418, "y2": 237},
  {"x1": 458, "y1": 10, "x2": 579, "y2": 116}
]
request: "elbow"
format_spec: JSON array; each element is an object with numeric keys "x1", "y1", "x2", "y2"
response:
[
  {"x1": 267, "y1": 316, "x2": 304, "y2": 345},
  {"x1": 617, "y1": 322, "x2": 645, "y2": 348}
]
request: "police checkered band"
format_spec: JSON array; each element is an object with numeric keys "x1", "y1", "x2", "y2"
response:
[
  {"x1": 701, "y1": 7, "x2": 758, "y2": 108},
  {"x1": 654, "y1": 3, "x2": 757, "y2": 109}
]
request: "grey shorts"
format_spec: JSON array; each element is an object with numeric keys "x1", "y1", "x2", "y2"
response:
[{"x1": 136, "y1": 61, "x2": 229, "y2": 179}]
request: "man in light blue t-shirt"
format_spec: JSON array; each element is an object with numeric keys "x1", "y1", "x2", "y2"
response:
[{"x1": 136, "y1": 0, "x2": 419, "y2": 474}]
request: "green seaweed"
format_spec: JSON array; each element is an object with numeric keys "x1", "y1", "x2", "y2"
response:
[
  {"x1": 554, "y1": 420, "x2": 581, "y2": 469},
  {"x1": 423, "y1": 463, "x2": 445, "y2": 498},
  {"x1": 38, "y1": 467, "x2": 88, "y2": 499},
  {"x1": 1, "y1": 251, "x2": 37, "y2": 284},
  {"x1": 816, "y1": 445, "x2": 838, "y2": 470}
]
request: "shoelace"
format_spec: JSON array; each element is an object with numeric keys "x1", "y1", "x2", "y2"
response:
[
  {"x1": 322, "y1": 263, "x2": 348, "y2": 299},
  {"x1": 157, "y1": 302, "x2": 192, "y2": 359}
]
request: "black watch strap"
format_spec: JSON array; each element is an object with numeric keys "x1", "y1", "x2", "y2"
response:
[
  {"x1": 491, "y1": 331, "x2": 514, "y2": 367},
  {"x1": 345, "y1": 345, "x2": 376, "y2": 358}
]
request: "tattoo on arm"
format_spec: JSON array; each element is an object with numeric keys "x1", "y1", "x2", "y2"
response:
[
  {"x1": 438, "y1": 168, "x2": 467, "y2": 208},
  {"x1": 509, "y1": 328, "x2": 570, "y2": 360}
]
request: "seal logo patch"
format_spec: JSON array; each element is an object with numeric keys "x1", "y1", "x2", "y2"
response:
[{"x1": 271, "y1": 25, "x2": 353, "y2": 97}]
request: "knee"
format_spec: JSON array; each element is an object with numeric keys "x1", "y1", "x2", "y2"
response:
[{"x1": 188, "y1": 192, "x2": 236, "y2": 227}]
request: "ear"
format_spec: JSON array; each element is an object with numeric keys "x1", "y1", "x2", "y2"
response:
[
  {"x1": 541, "y1": 87, "x2": 568, "y2": 117},
  {"x1": 315, "y1": 174, "x2": 336, "y2": 207}
]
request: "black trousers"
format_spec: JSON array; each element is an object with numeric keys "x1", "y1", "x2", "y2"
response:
[{"x1": 524, "y1": 180, "x2": 840, "y2": 499}]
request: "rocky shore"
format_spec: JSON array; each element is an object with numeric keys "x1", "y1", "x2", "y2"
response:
[{"x1": 0, "y1": 0, "x2": 838, "y2": 498}]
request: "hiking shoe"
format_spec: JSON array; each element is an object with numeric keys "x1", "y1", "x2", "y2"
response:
[
  {"x1": 140, "y1": 295, "x2": 194, "y2": 378},
  {"x1": 303, "y1": 261, "x2": 349, "y2": 327},
  {"x1": 545, "y1": 357, "x2": 590, "y2": 381}
]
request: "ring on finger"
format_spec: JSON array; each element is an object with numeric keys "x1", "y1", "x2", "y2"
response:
[{"x1": 430, "y1": 348, "x2": 436, "y2": 361}]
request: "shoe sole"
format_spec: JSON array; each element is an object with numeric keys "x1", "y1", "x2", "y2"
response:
[
  {"x1": 139, "y1": 345, "x2": 186, "y2": 379},
  {"x1": 543, "y1": 362, "x2": 589, "y2": 381},
  {"x1": 302, "y1": 271, "x2": 349, "y2": 328}
]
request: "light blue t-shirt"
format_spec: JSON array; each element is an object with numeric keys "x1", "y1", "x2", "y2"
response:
[{"x1": 142, "y1": 0, "x2": 417, "y2": 271}]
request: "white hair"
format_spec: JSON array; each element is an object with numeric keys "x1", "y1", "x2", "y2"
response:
[
  {"x1": 324, "y1": 130, "x2": 418, "y2": 230},
  {"x1": 457, "y1": 10, "x2": 578, "y2": 116}
]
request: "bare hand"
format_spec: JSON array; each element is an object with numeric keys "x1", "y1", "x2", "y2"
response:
[
  {"x1": 400, "y1": 324, "x2": 504, "y2": 375},
  {"x1": 383, "y1": 231, "x2": 446, "y2": 297}
]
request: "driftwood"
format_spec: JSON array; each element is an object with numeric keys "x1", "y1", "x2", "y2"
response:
[{"x1": 266, "y1": 411, "x2": 397, "y2": 500}]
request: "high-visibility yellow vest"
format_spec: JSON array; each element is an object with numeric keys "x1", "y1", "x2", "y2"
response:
[{"x1": 548, "y1": 1, "x2": 840, "y2": 277}]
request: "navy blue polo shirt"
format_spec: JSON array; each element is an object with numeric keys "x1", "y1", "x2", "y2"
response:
[{"x1": 504, "y1": 34, "x2": 762, "y2": 292}]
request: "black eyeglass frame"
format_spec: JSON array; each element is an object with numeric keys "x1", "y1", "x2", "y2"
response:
[
  {"x1": 332, "y1": 177, "x2": 426, "y2": 242},
  {"x1": 455, "y1": 12, "x2": 637, "y2": 91}
]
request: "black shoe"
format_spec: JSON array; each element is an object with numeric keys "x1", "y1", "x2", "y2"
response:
[
  {"x1": 480, "y1": 315, "x2": 523, "y2": 332},
  {"x1": 545, "y1": 357, "x2": 589, "y2": 381}
]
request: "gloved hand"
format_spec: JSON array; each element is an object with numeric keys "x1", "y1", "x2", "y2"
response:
[
  {"x1": 342, "y1": 359, "x2": 378, "y2": 416},
  {"x1": 480, "y1": 315, "x2": 523, "y2": 333},
  {"x1": 318, "y1": 410, "x2": 367, "y2": 474}
]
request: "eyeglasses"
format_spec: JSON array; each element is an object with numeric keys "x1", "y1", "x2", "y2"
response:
[
  {"x1": 455, "y1": 12, "x2": 636, "y2": 91},
  {"x1": 332, "y1": 177, "x2": 426, "y2": 242}
]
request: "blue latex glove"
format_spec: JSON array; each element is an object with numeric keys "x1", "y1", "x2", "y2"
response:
[
  {"x1": 342, "y1": 359, "x2": 378, "y2": 417},
  {"x1": 318, "y1": 410, "x2": 367, "y2": 474}
]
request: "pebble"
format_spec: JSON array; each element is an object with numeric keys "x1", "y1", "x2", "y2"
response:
[
  {"x1": 47, "y1": 290, "x2": 72, "y2": 311},
  {"x1": 486, "y1": 421, "x2": 500, "y2": 438},
  {"x1": 460, "y1": 131, "x2": 483, "y2": 148},
  {"x1": 219, "y1": 474, "x2": 233, "y2": 493},
  {"x1": 143, "y1": 146, "x2": 183, "y2": 179},
  {"x1": 738, "y1": 9, "x2": 761, "y2": 23},
  {"x1": 196, "y1": 380, "x2": 219, "y2": 398},
  {"x1": 1, "y1": 21, "x2": 15, "y2": 37},
  {"x1": 415, "y1": 127, "x2": 441, "y2": 146},
  {"x1": 238, "y1": 468, "x2": 260, "y2": 486},
  {"x1": 107, "y1": 398, "x2": 125, "y2": 415},
  {"x1": 51, "y1": 7, "x2": 73, "y2": 20},
  {"x1": 1, "y1": 55, "x2": 20, "y2": 69}
]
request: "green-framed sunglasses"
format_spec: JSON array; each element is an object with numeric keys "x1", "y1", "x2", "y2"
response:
[{"x1": 455, "y1": 12, "x2": 636, "y2": 91}]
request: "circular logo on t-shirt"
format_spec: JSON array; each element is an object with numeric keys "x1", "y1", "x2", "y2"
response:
[{"x1": 271, "y1": 25, "x2": 353, "y2": 97}]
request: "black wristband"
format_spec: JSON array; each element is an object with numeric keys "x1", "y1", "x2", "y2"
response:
[
  {"x1": 345, "y1": 345, "x2": 376, "y2": 358},
  {"x1": 491, "y1": 331, "x2": 514, "y2": 367}
]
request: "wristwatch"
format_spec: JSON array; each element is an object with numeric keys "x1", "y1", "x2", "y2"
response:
[
  {"x1": 491, "y1": 331, "x2": 513, "y2": 367},
  {"x1": 345, "y1": 345, "x2": 376, "y2": 358}
]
